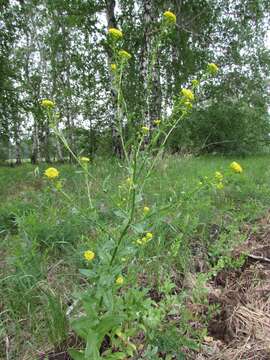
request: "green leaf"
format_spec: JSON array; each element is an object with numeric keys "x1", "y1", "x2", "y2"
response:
[
  {"x1": 85, "y1": 329, "x2": 101, "y2": 359},
  {"x1": 79, "y1": 269, "x2": 97, "y2": 278},
  {"x1": 68, "y1": 349, "x2": 85, "y2": 360},
  {"x1": 105, "y1": 352, "x2": 126, "y2": 360}
]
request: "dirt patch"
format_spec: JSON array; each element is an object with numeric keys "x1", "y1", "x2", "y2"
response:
[{"x1": 198, "y1": 213, "x2": 270, "y2": 359}]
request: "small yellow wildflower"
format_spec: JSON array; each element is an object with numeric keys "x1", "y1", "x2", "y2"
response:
[
  {"x1": 230, "y1": 161, "x2": 243, "y2": 174},
  {"x1": 215, "y1": 171, "x2": 223, "y2": 181},
  {"x1": 44, "y1": 167, "x2": 59, "y2": 179},
  {"x1": 163, "y1": 10, "x2": 177, "y2": 24},
  {"x1": 184, "y1": 101, "x2": 193, "y2": 110},
  {"x1": 126, "y1": 177, "x2": 133, "y2": 187},
  {"x1": 141, "y1": 126, "x2": 150, "y2": 135},
  {"x1": 111, "y1": 63, "x2": 117, "y2": 71},
  {"x1": 146, "y1": 232, "x2": 153, "y2": 240},
  {"x1": 116, "y1": 275, "x2": 124, "y2": 285},
  {"x1": 136, "y1": 239, "x2": 143, "y2": 245},
  {"x1": 153, "y1": 119, "x2": 161, "y2": 126},
  {"x1": 216, "y1": 182, "x2": 224, "y2": 190},
  {"x1": 41, "y1": 99, "x2": 55, "y2": 108},
  {"x1": 80, "y1": 156, "x2": 90, "y2": 162},
  {"x1": 119, "y1": 50, "x2": 132, "y2": 60},
  {"x1": 84, "y1": 250, "x2": 95, "y2": 261},
  {"x1": 207, "y1": 63, "x2": 219, "y2": 75},
  {"x1": 191, "y1": 79, "x2": 199, "y2": 87},
  {"x1": 181, "y1": 88, "x2": 194, "y2": 101},
  {"x1": 141, "y1": 237, "x2": 148, "y2": 244},
  {"x1": 143, "y1": 206, "x2": 150, "y2": 215},
  {"x1": 108, "y1": 28, "x2": 123, "y2": 39}
]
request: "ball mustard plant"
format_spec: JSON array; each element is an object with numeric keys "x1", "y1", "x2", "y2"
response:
[
  {"x1": 80, "y1": 156, "x2": 90, "y2": 162},
  {"x1": 44, "y1": 167, "x2": 59, "y2": 179},
  {"x1": 119, "y1": 50, "x2": 132, "y2": 61},
  {"x1": 230, "y1": 161, "x2": 243, "y2": 174},
  {"x1": 207, "y1": 63, "x2": 219, "y2": 75},
  {"x1": 163, "y1": 10, "x2": 177, "y2": 24},
  {"x1": 141, "y1": 126, "x2": 150, "y2": 135},
  {"x1": 84, "y1": 250, "x2": 95, "y2": 261},
  {"x1": 108, "y1": 28, "x2": 123, "y2": 39},
  {"x1": 111, "y1": 63, "x2": 117, "y2": 71},
  {"x1": 181, "y1": 88, "x2": 194, "y2": 101},
  {"x1": 143, "y1": 206, "x2": 150, "y2": 215},
  {"x1": 215, "y1": 171, "x2": 223, "y2": 181},
  {"x1": 41, "y1": 99, "x2": 55, "y2": 108},
  {"x1": 116, "y1": 275, "x2": 124, "y2": 285}
]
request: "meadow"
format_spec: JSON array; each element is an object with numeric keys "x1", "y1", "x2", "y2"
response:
[{"x1": 1, "y1": 155, "x2": 270, "y2": 359}]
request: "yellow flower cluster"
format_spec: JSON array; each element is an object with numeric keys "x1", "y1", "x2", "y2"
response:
[
  {"x1": 41, "y1": 99, "x2": 55, "y2": 108},
  {"x1": 84, "y1": 250, "x2": 95, "y2": 261},
  {"x1": 141, "y1": 126, "x2": 150, "y2": 135},
  {"x1": 126, "y1": 177, "x2": 133, "y2": 187},
  {"x1": 207, "y1": 63, "x2": 219, "y2": 75},
  {"x1": 214, "y1": 171, "x2": 224, "y2": 190},
  {"x1": 119, "y1": 50, "x2": 132, "y2": 60},
  {"x1": 215, "y1": 171, "x2": 223, "y2": 181},
  {"x1": 136, "y1": 232, "x2": 153, "y2": 246},
  {"x1": 108, "y1": 28, "x2": 123, "y2": 39},
  {"x1": 191, "y1": 79, "x2": 199, "y2": 87},
  {"x1": 44, "y1": 167, "x2": 59, "y2": 179},
  {"x1": 111, "y1": 63, "x2": 117, "y2": 71},
  {"x1": 181, "y1": 88, "x2": 194, "y2": 101},
  {"x1": 216, "y1": 182, "x2": 224, "y2": 190},
  {"x1": 116, "y1": 275, "x2": 124, "y2": 285},
  {"x1": 80, "y1": 156, "x2": 90, "y2": 162},
  {"x1": 143, "y1": 206, "x2": 150, "y2": 215},
  {"x1": 163, "y1": 10, "x2": 177, "y2": 24},
  {"x1": 230, "y1": 161, "x2": 243, "y2": 174},
  {"x1": 153, "y1": 119, "x2": 161, "y2": 126}
]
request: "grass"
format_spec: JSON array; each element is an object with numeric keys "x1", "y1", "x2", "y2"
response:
[{"x1": 1, "y1": 154, "x2": 270, "y2": 359}]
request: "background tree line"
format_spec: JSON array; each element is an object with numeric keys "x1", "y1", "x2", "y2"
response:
[{"x1": 0, "y1": 0, "x2": 270, "y2": 164}]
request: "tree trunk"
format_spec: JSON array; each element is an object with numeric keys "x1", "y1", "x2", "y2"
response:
[
  {"x1": 14, "y1": 120, "x2": 21, "y2": 165},
  {"x1": 140, "y1": 0, "x2": 161, "y2": 126},
  {"x1": 31, "y1": 120, "x2": 40, "y2": 164},
  {"x1": 105, "y1": 0, "x2": 122, "y2": 157}
]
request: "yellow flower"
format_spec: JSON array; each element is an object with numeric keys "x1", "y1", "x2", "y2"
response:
[
  {"x1": 146, "y1": 232, "x2": 153, "y2": 240},
  {"x1": 136, "y1": 239, "x2": 143, "y2": 245},
  {"x1": 153, "y1": 119, "x2": 161, "y2": 126},
  {"x1": 108, "y1": 28, "x2": 123, "y2": 39},
  {"x1": 141, "y1": 237, "x2": 147, "y2": 244},
  {"x1": 84, "y1": 250, "x2": 95, "y2": 261},
  {"x1": 181, "y1": 88, "x2": 194, "y2": 101},
  {"x1": 184, "y1": 101, "x2": 193, "y2": 110},
  {"x1": 215, "y1": 171, "x2": 223, "y2": 181},
  {"x1": 230, "y1": 161, "x2": 243, "y2": 174},
  {"x1": 41, "y1": 99, "x2": 55, "y2": 108},
  {"x1": 44, "y1": 167, "x2": 59, "y2": 179},
  {"x1": 163, "y1": 10, "x2": 176, "y2": 24},
  {"x1": 141, "y1": 126, "x2": 150, "y2": 135},
  {"x1": 143, "y1": 206, "x2": 150, "y2": 215},
  {"x1": 116, "y1": 275, "x2": 124, "y2": 285},
  {"x1": 80, "y1": 156, "x2": 90, "y2": 162},
  {"x1": 119, "y1": 50, "x2": 132, "y2": 60},
  {"x1": 216, "y1": 182, "x2": 224, "y2": 190},
  {"x1": 111, "y1": 63, "x2": 117, "y2": 71},
  {"x1": 192, "y1": 79, "x2": 199, "y2": 87},
  {"x1": 207, "y1": 63, "x2": 219, "y2": 75},
  {"x1": 126, "y1": 177, "x2": 133, "y2": 187}
]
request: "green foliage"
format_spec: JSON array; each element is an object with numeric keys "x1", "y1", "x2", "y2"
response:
[{"x1": 169, "y1": 99, "x2": 270, "y2": 154}]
